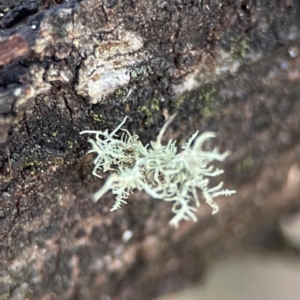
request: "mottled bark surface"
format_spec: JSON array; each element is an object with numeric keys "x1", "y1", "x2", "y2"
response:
[{"x1": 0, "y1": 0, "x2": 300, "y2": 299}]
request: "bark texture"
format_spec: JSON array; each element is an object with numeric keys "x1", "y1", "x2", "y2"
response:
[{"x1": 0, "y1": 0, "x2": 300, "y2": 299}]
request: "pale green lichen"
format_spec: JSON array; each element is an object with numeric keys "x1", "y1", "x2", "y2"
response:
[{"x1": 81, "y1": 115, "x2": 235, "y2": 227}]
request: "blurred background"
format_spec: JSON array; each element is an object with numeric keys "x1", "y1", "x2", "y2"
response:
[{"x1": 156, "y1": 211, "x2": 300, "y2": 300}]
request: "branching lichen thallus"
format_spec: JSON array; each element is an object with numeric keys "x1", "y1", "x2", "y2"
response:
[{"x1": 80, "y1": 115, "x2": 236, "y2": 227}]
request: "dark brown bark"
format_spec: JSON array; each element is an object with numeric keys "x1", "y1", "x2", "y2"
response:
[{"x1": 0, "y1": 0, "x2": 300, "y2": 299}]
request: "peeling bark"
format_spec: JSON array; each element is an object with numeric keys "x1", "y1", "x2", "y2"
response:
[{"x1": 0, "y1": 0, "x2": 300, "y2": 299}]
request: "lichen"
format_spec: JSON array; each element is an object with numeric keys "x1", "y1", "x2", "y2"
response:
[
  {"x1": 137, "y1": 97, "x2": 160, "y2": 127},
  {"x1": 81, "y1": 115, "x2": 235, "y2": 227}
]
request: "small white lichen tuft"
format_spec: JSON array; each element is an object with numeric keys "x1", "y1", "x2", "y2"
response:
[{"x1": 80, "y1": 115, "x2": 236, "y2": 227}]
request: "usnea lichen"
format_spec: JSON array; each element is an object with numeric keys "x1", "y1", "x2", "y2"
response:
[{"x1": 80, "y1": 115, "x2": 236, "y2": 227}]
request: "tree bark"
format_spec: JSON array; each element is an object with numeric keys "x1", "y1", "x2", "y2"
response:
[{"x1": 1, "y1": 0, "x2": 300, "y2": 299}]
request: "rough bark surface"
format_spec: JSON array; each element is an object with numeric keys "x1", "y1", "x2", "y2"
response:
[{"x1": 0, "y1": 0, "x2": 300, "y2": 299}]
